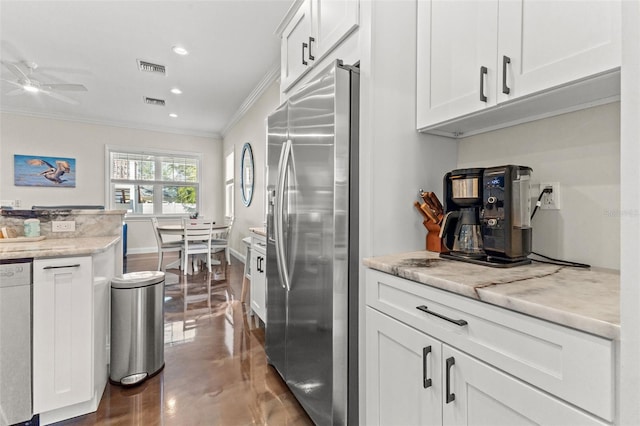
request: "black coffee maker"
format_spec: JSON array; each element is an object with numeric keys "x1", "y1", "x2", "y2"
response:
[{"x1": 440, "y1": 165, "x2": 532, "y2": 267}]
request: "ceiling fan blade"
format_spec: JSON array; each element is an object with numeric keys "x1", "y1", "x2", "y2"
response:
[
  {"x1": 0, "y1": 60, "x2": 29, "y2": 80},
  {"x1": 5, "y1": 88, "x2": 25, "y2": 96},
  {"x1": 1, "y1": 78, "x2": 24, "y2": 88},
  {"x1": 41, "y1": 83, "x2": 88, "y2": 92},
  {"x1": 40, "y1": 89, "x2": 79, "y2": 105}
]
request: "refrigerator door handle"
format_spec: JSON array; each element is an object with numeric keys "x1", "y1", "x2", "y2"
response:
[{"x1": 275, "y1": 139, "x2": 293, "y2": 291}]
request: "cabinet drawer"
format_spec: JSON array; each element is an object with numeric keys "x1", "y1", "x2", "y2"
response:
[{"x1": 365, "y1": 269, "x2": 614, "y2": 421}]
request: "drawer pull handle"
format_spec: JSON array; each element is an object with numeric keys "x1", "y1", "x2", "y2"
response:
[
  {"x1": 422, "y1": 346, "x2": 432, "y2": 388},
  {"x1": 445, "y1": 356, "x2": 456, "y2": 403},
  {"x1": 43, "y1": 264, "x2": 81, "y2": 270},
  {"x1": 416, "y1": 305, "x2": 468, "y2": 326},
  {"x1": 502, "y1": 55, "x2": 511, "y2": 94},
  {"x1": 479, "y1": 66, "x2": 488, "y2": 102}
]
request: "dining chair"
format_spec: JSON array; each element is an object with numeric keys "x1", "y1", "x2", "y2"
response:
[
  {"x1": 151, "y1": 217, "x2": 182, "y2": 271},
  {"x1": 182, "y1": 218, "x2": 213, "y2": 276},
  {"x1": 211, "y1": 216, "x2": 234, "y2": 266}
]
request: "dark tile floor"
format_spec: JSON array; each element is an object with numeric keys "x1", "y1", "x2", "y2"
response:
[{"x1": 55, "y1": 253, "x2": 312, "y2": 426}]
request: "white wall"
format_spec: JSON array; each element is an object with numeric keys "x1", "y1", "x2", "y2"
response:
[
  {"x1": 457, "y1": 102, "x2": 620, "y2": 270},
  {"x1": 0, "y1": 113, "x2": 223, "y2": 253},
  {"x1": 360, "y1": 0, "x2": 458, "y2": 259},
  {"x1": 222, "y1": 81, "x2": 281, "y2": 258}
]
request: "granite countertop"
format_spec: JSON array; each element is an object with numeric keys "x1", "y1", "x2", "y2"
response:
[
  {"x1": 0, "y1": 236, "x2": 121, "y2": 260},
  {"x1": 249, "y1": 227, "x2": 266, "y2": 237},
  {"x1": 363, "y1": 251, "x2": 620, "y2": 340}
]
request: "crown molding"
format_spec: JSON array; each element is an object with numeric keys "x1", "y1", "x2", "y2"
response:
[
  {"x1": 0, "y1": 109, "x2": 222, "y2": 140},
  {"x1": 220, "y1": 61, "x2": 280, "y2": 138}
]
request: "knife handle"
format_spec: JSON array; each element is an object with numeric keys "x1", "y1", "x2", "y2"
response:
[
  {"x1": 414, "y1": 201, "x2": 430, "y2": 221},
  {"x1": 420, "y1": 203, "x2": 439, "y2": 223},
  {"x1": 427, "y1": 192, "x2": 443, "y2": 212}
]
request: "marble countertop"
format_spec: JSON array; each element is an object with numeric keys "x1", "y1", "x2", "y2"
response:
[
  {"x1": 0, "y1": 236, "x2": 120, "y2": 260},
  {"x1": 249, "y1": 227, "x2": 266, "y2": 237},
  {"x1": 363, "y1": 251, "x2": 620, "y2": 340}
]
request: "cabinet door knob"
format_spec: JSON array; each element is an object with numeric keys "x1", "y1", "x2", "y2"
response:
[
  {"x1": 446, "y1": 356, "x2": 456, "y2": 403},
  {"x1": 502, "y1": 55, "x2": 511, "y2": 95},
  {"x1": 423, "y1": 346, "x2": 432, "y2": 388},
  {"x1": 308, "y1": 37, "x2": 315, "y2": 60},
  {"x1": 480, "y1": 66, "x2": 488, "y2": 102},
  {"x1": 302, "y1": 42, "x2": 308, "y2": 66}
]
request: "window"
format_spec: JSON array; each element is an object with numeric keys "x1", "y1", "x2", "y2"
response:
[
  {"x1": 225, "y1": 151, "x2": 234, "y2": 219},
  {"x1": 108, "y1": 147, "x2": 201, "y2": 216}
]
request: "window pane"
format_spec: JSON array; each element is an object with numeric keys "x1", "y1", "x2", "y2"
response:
[
  {"x1": 114, "y1": 184, "x2": 153, "y2": 214},
  {"x1": 225, "y1": 182, "x2": 234, "y2": 218},
  {"x1": 113, "y1": 185, "x2": 131, "y2": 211},
  {"x1": 161, "y1": 157, "x2": 198, "y2": 182},
  {"x1": 162, "y1": 185, "x2": 197, "y2": 215},
  {"x1": 111, "y1": 153, "x2": 154, "y2": 180},
  {"x1": 225, "y1": 152, "x2": 234, "y2": 182}
]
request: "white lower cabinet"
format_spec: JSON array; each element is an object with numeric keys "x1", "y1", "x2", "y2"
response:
[
  {"x1": 250, "y1": 233, "x2": 267, "y2": 323},
  {"x1": 442, "y1": 345, "x2": 607, "y2": 426},
  {"x1": 366, "y1": 307, "x2": 442, "y2": 425},
  {"x1": 33, "y1": 247, "x2": 116, "y2": 424},
  {"x1": 33, "y1": 256, "x2": 94, "y2": 414},
  {"x1": 365, "y1": 269, "x2": 614, "y2": 425}
]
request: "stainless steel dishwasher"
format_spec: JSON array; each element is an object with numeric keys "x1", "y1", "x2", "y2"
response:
[{"x1": 0, "y1": 258, "x2": 33, "y2": 426}]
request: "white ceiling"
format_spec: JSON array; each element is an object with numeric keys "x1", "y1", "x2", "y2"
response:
[{"x1": 0, "y1": 0, "x2": 292, "y2": 138}]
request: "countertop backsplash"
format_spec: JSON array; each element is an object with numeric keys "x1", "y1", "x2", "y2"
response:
[
  {"x1": 455, "y1": 102, "x2": 620, "y2": 270},
  {"x1": 0, "y1": 209, "x2": 125, "y2": 239}
]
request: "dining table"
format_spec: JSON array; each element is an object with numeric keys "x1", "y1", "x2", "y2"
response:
[{"x1": 156, "y1": 223, "x2": 230, "y2": 274}]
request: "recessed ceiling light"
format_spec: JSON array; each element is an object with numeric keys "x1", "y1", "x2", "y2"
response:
[
  {"x1": 170, "y1": 88, "x2": 182, "y2": 95},
  {"x1": 172, "y1": 46, "x2": 189, "y2": 56},
  {"x1": 169, "y1": 113, "x2": 178, "y2": 118}
]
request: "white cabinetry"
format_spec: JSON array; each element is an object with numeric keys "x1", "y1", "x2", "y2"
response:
[
  {"x1": 365, "y1": 269, "x2": 614, "y2": 424},
  {"x1": 280, "y1": 0, "x2": 359, "y2": 92},
  {"x1": 33, "y1": 246, "x2": 117, "y2": 424},
  {"x1": 33, "y1": 256, "x2": 93, "y2": 414},
  {"x1": 416, "y1": 0, "x2": 621, "y2": 136},
  {"x1": 250, "y1": 233, "x2": 267, "y2": 323}
]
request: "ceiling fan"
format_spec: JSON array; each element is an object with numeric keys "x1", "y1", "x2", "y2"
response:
[{"x1": 1, "y1": 60, "x2": 87, "y2": 105}]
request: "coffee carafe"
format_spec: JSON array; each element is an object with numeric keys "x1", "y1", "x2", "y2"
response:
[{"x1": 440, "y1": 168, "x2": 486, "y2": 259}]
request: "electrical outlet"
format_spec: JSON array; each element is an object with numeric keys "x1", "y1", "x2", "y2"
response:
[
  {"x1": 540, "y1": 182, "x2": 561, "y2": 210},
  {"x1": 52, "y1": 220, "x2": 76, "y2": 232}
]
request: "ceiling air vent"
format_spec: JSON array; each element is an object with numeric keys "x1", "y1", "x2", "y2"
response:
[
  {"x1": 143, "y1": 97, "x2": 166, "y2": 106},
  {"x1": 137, "y1": 59, "x2": 166, "y2": 75}
]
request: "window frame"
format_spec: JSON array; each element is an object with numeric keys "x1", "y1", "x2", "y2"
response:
[
  {"x1": 225, "y1": 150, "x2": 235, "y2": 220},
  {"x1": 105, "y1": 145, "x2": 202, "y2": 217}
]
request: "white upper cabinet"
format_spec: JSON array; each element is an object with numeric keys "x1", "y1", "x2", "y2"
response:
[
  {"x1": 417, "y1": 0, "x2": 621, "y2": 136},
  {"x1": 417, "y1": 0, "x2": 499, "y2": 126},
  {"x1": 313, "y1": 0, "x2": 359, "y2": 60},
  {"x1": 497, "y1": 0, "x2": 621, "y2": 103},
  {"x1": 281, "y1": 0, "x2": 313, "y2": 91},
  {"x1": 280, "y1": 0, "x2": 359, "y2": 92}
]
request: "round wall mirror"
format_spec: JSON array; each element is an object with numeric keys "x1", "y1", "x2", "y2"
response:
[{"x1": 240, "y1": 143, "x2": 254, "y2": 206}]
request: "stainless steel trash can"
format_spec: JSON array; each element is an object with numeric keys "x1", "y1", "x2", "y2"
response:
[{"x1": 110, "y1": 271, "x2": 165, "y2": 386}]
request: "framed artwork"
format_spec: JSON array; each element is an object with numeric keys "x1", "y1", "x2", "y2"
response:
[{"x1": 14, "y1": 154, "x2": 76, "y2": 187}]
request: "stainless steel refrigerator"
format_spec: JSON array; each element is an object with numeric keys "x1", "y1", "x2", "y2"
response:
[{"x1": 266, "y1": 60, "x2": 359, "y2": 426}]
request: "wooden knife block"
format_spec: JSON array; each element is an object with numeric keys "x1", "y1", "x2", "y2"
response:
[{"x1": 424, "y1": 221, "x2": 444, "y2": 253}]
